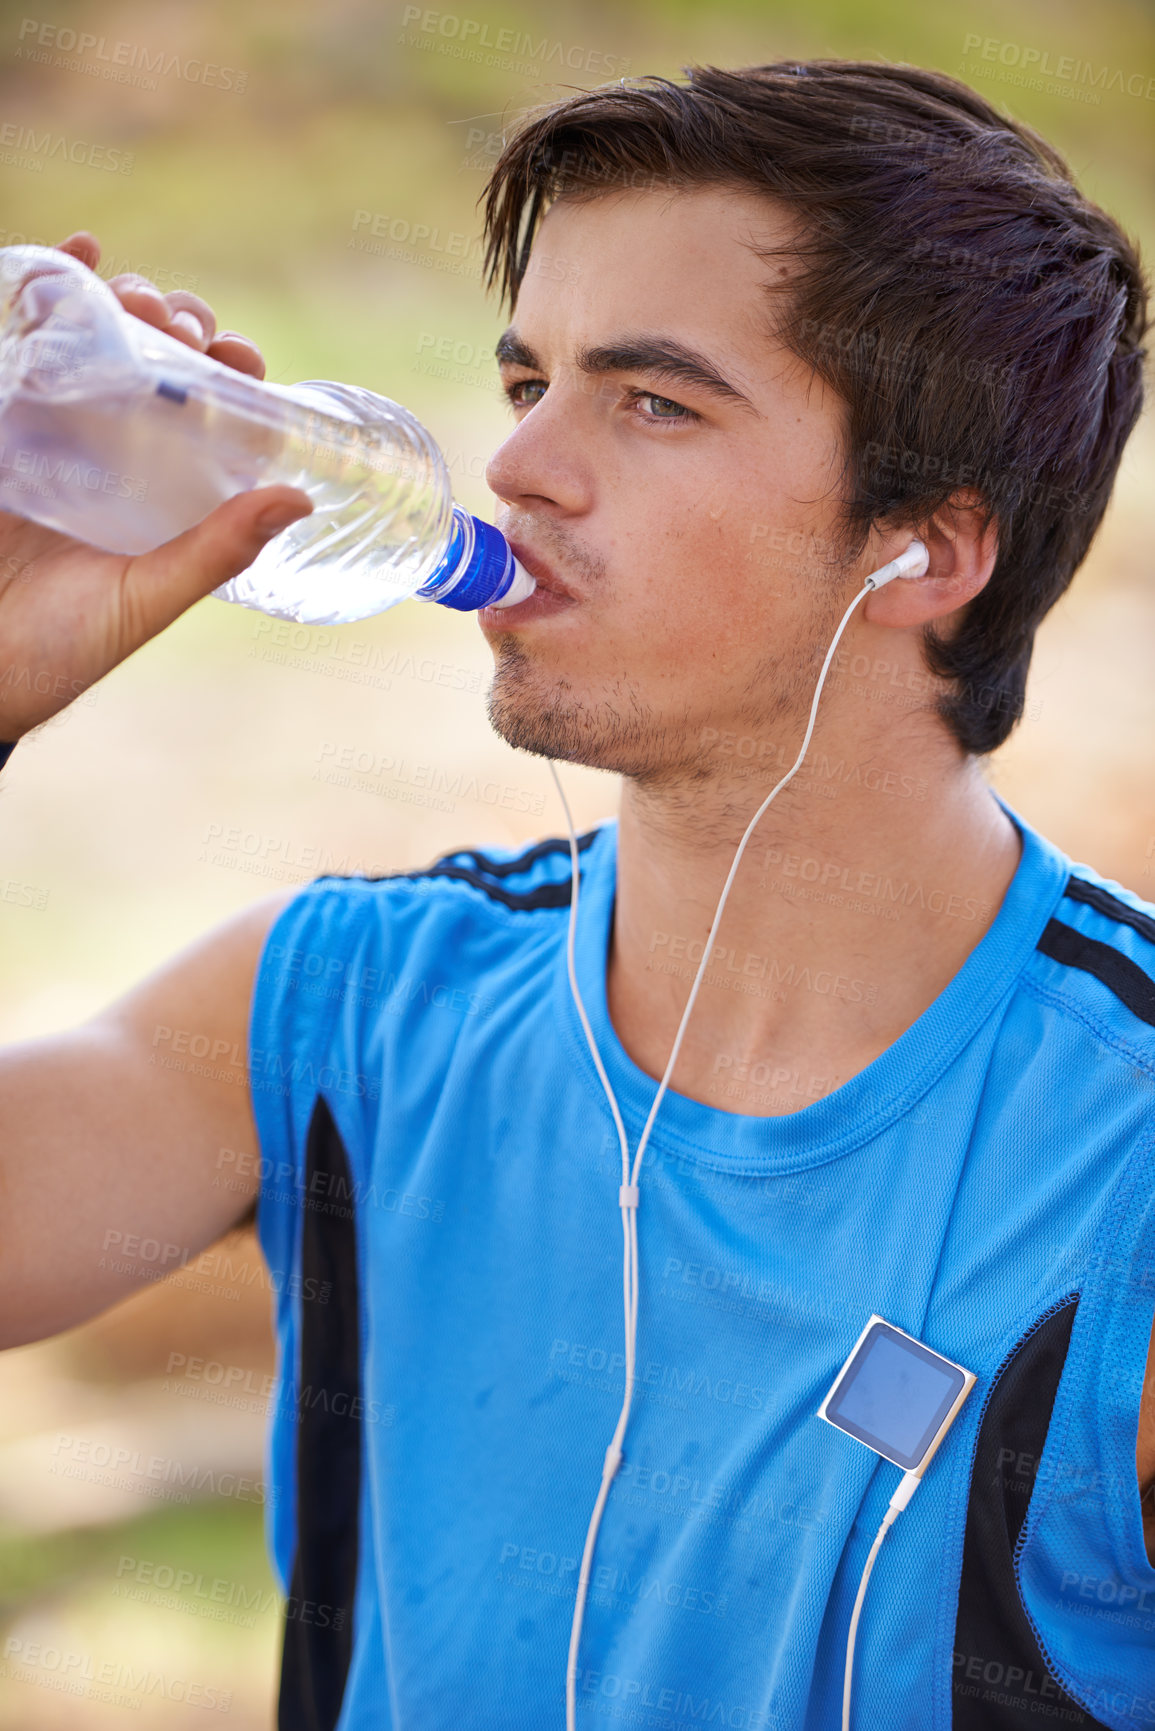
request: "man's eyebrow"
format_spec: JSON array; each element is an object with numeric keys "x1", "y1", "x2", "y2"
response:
[
  {"x1": 494, "y1": 327, "x2": 758, "y2": 414},
  {"x1": 495, "y1": 328, "x2": 539, "y2": 371}
]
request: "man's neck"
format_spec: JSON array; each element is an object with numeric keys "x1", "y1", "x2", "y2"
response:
[{"x1": 605, "y1": 724, "x2": 1022, "y2": 1116}]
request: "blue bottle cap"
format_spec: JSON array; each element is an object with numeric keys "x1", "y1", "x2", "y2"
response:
[{"x1": 416, "y1": 506, "x2": 534, "y2": 611}]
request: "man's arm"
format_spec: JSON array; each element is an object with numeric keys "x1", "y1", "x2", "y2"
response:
[
  {"x1": 0, "y1": 229, "x2": 316, "y2": 1347},
  {"x1": 1139, "y1": 1317, "x2": 1155, "y2": 1561},
  {"x1": 0, "y1": 886, "x2": 297, "y2": 1348}
]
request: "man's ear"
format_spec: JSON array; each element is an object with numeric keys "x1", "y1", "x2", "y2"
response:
[{"x1": 864, "y1": 490, "x2": 999, "y2": 629}]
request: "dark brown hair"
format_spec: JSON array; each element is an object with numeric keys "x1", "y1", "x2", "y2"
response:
[{"x1": 481, "y1": 61, "x2": 1147, "y2": 754}]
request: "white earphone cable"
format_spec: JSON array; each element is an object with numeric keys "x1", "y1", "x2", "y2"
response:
[
  {"x1": 842, "y1": 1471, "x2": 921, "y2": 1729},
  {"x1": 553, "y1": 543, "x2": 926, "y2": 1728}
]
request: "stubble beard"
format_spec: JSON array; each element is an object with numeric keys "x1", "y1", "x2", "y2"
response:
[
  {"x1": 485, "y1": 626, "x2": 827, "y2": 793},
  {"x1": 485, "y1": 635, "x2": 683, "y2": 779},
  {"x1": 482, "y1": 508, "x2": 854, "y2": 787}
]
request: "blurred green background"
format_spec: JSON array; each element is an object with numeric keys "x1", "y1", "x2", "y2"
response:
[{"x1": 0, "y1": 0, "x2": 1151, "y2": 1722}]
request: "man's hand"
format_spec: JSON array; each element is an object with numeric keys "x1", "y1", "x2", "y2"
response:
[{"x1": 0, "y1": 230, "x2": 313, "y2": 740}]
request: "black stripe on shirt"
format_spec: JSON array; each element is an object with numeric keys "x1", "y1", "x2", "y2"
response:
[
  {"x1": 321, "y1": 831, "x2": 598, "y2": 912},
  {"x1": 278, "y1": 1096, "x2": 361, "y2": 1731},
  {"x1": 1064, "y1": 876, "x2": 1155, "y2": 947},
  {"x1": 953, "y1": 1294, "x2": 1107, "y2": 1728},
  {"x1": 1037, "y1": 918, "x2": 1155, "y2": 1029},
  {"x1": 413, "y1": 861, "x2": 575, "y2": 910},
  {"x1": 448, "y1": 831, "x2": 598, "y2": 880}
]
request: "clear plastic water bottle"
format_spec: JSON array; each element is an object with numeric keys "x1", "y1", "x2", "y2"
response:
[{"x1": 0, "y1": 244, "x2": 534, "y2": 625}]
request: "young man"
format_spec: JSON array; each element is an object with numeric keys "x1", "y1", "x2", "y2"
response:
[{"x1": 0, "y1": 58, "x2": 1150, "y2": 1730}]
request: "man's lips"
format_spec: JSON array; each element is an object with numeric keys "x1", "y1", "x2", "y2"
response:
[
  {"x1": 504, "y1": 542, "x2": 578, "y2": 602},
  {"x1": 479, "y1": 541, "x2": 580, "y2": 623}
]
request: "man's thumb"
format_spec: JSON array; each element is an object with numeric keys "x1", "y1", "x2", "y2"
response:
[{"x1": 124, "y1": 485, "x2": 315, "y2": 636}]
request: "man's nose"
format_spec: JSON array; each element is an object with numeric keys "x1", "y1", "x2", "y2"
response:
[{"x1": 485, "y1": 382, "x2": 592, "y2": 515}]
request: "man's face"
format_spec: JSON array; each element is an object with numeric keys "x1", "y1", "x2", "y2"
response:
[{"x1": 480, "y1": 185, "x2": 858, "y2": 781}]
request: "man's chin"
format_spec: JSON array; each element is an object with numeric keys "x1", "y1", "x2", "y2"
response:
[
  {"x1": 485, "y1": 668, "x2": 597, "y2": 767},
  {"x1": 485, "y1": 642, "x2": 667, "y2": 776}
]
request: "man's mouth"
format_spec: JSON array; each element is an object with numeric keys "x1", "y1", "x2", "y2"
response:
[
  {"x1": 504, "y1": 541, "x2": 579, "y2": 602},
  {"x1": 479, "y1": 540, "x2": 581, "y2": 624}
]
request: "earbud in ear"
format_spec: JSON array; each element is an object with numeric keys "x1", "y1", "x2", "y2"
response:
[{"x1": 863, "y1": 539, "x2": 930, "y2": 591}]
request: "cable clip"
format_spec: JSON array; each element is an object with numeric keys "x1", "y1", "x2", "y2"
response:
[{"x1": 618, "y1": 1183, "x2": 639, "y2": 1210}]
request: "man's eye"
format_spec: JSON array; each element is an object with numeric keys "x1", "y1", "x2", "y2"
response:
[
  {"x1": 632, "y1": 391, "x2": 697, "y2": 424},
  {"x1": 505, "y1": 378, "x2": 546, "y2": 409}
]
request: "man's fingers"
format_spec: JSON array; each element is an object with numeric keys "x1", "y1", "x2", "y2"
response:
[
  {"x1": 103, "y1": 275, "x2": 267, "y2": 376},
  {"x1": 168, "y1": 311, "x2": 208, "y2": 347},
  {"x1": 54, "y1": 231, "x2": 100, "y2": 268},
  {"x1": 164, "y1": 291, "x2": 217, "y2": 345},
  {"x1": 206, "y1": 332, "x2": 267, "y2": 380},
  {"x1": 108, "y1": 275, "x2": 205, "y2": 350},
  {"x1": 107, "y1": 276, "x2": 224, "y2": 354},
  {"x1": 119, "y1": 486, "x2": 314, "y2": 645},
  {"x1": 108, "y1": 277, "x2": 173, "y2": 332}
]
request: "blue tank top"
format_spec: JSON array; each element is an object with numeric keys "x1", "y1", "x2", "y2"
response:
[{"x1": 250, "y1": 803, "x2": 1155, "y2": 1729}]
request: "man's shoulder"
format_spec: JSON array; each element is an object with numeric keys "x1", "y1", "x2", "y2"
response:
[
  {"x1": 251, "y1": 827, "x2": 613, "y2": 1068},
  {"x1": 261, "y1": 827, "x2": 612, "y2": 984},
  {"x1": 1027, "y1": 855, "x2": 1155, "y2": 1060}
]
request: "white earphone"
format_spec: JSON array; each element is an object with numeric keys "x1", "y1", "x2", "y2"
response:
[
  {"x1": 863, "y1": 539, "x2": 931, "y2": 589},
  {"x1": 549, "y1": 539, "x2": 930, "y2": 1729}
]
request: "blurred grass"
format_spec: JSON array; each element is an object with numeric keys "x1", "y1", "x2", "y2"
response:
[
  {"x1": 0, "y1": 1503, "x2": 280, "y2": 1729},
  {"x1": 0, "y1": 1500, "x2": 274, "y2": 1622}
]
